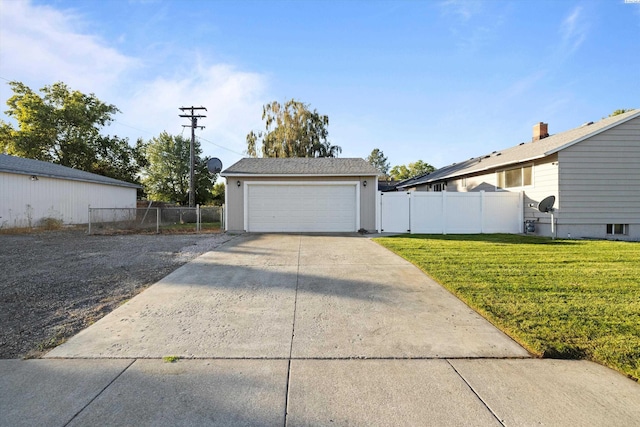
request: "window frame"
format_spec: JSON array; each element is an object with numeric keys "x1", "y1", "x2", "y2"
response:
[
  {"x1": 606, "y1": 224, "x2": 628, "y2": 235},
  {"x1": 496, "y1": 164, "x2": 534, "y2": 190}
]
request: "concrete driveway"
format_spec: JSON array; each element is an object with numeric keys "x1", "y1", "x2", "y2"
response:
[{"x1": 3, "y1": 234, "x2": 639, "y2": 426}]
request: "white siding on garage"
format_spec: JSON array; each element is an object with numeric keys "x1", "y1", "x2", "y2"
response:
[
  {"x1": 0, "y1": 172, "x2": 137, "y2": 228},
  {"x1": 245, "y1": 182, "x2": 359, "y2": 232}
]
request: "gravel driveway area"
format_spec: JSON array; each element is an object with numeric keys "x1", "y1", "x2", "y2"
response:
[{"x1": 0, "y1": 229, "x2": 235, "y2": 359}]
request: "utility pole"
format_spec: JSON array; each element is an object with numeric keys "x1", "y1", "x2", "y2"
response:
[{"x1": 179, "y1": 106, "x2": 207, "y2": 207}]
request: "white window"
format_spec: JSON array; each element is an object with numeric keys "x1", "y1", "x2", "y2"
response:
[
  {"x1": 461, "y1": 177, "x2": 467, "y2": 188},
  {"x1": 606, "y1": 224, "x2": 628, "y2": 235},
  {"x1": 497, "y1": 165, "x2": 533, "y2": 189}
]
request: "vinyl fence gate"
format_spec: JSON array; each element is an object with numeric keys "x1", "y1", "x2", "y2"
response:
[{"x1": 378, "y1": 191, "x2": 523, "y2": 234}]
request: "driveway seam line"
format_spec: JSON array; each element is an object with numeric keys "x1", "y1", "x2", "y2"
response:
[
  {"x1": 446, "y1": 359, "x2": 505, "y2": 427},
  {"x1": 283, "y1": 235, "x2": 302, "y2": 427},
  {"x1": 63, "y1": 358, "x2": 136, "y2": 427}
]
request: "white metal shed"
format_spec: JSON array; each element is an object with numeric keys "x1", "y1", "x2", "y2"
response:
[{"x1": 0, "y1": 154, "x2": 140, "y2": 229}]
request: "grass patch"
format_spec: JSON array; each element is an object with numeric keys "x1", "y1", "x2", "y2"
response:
[
  {"x1": 374, "y1": 234, "x2": 640, "y2": 381},
  {"x1": 162, "y1": 355, "x2": 180, "y2": 363}
]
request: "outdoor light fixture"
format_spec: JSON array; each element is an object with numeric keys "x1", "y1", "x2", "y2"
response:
[
  {"x1": 30, "y1": 175, "x2": 38, "y2": 181},
  {"x1": 237, "y1": 180, "x2": 241, "y2": 187},
  {"x1": 363, "y1": 180, "x2": 367, "y2": 187}
]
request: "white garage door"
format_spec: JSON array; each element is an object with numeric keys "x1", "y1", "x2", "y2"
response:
[{"x1": 246, "y1": 183, "x2": 358, "y2": 232}]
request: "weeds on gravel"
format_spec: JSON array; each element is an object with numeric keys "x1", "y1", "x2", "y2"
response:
[{"x1": 374, "y1": 234, "x2": 640, "y2": 381}]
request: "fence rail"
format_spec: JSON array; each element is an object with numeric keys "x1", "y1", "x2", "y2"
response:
[{"x1": 88, "y1": 205, "x2": 223, "y2": 235}]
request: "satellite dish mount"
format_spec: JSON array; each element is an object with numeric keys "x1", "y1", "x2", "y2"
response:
[{"x1": 537, "y1": 195, "x2": 556, "y2": 239}]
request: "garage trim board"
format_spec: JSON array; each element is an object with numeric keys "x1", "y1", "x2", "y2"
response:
[{"x1": 243, "y1": 181, "x2": 360, "y2": 233}]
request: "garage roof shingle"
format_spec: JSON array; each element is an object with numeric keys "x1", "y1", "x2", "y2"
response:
[
  {"x1": 0, "y1": 154, "x2": 141, "y2": 188},
  {"x1": 221, "y1": 157, "x2": 379, "y2": 176}
]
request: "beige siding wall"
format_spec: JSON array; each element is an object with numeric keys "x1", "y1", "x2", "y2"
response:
[
  {"x1": 557, "y1": 116, "x2": 640, "y2": 239},
  {"x1": 224, "y1": 175, "x2": 377, "y2": 232},
  {"x1": 0, "y1": 172, "x2": 137, "y2": 228}
]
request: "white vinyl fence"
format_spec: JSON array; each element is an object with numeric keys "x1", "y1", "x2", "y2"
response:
[{"x1": 378, "y1": 191, "x2": 523, "y2": 234}]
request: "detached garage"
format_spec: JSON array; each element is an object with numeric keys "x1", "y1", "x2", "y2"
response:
[{"x1": 221, "y1": 158, "x2": 379, "y2": 233}]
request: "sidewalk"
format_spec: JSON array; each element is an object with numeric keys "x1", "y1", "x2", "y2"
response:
[{"x1": 2, "y1": 234, "x2": 639, "y2": 426}]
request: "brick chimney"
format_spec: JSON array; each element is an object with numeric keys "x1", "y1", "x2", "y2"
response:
[{"x1": 533, "y1": 122, "x2": 549, "y2": 141}]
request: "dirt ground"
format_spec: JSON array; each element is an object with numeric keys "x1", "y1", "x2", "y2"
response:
[{"x1": 0, "y1": 228, "x2": 235, "y2": 359}]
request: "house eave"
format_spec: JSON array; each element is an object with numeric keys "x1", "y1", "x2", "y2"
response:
[{"x1": 397, "y1": 155, "x2": 546, "y2": 187}]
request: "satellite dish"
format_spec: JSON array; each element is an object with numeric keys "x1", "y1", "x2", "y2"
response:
[
  {"x1": 538, "y1": 195, "x2": 556, "y2": 213},
  {"x1": 207, "y1": 158, "x2": 223, "y2": 174}
]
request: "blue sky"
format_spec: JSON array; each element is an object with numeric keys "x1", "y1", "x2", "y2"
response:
[{"x1": 1, "y1": 0, "x2": 639, "y2": 171}]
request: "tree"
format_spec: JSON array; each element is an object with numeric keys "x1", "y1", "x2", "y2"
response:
[
  {"x1": 389, "y1": 160, "x2": 436, "y2": 180},
  {"x1": 211, "y1": 181, "x2": 225, "y2": 206},
  {"x1": 141, "y1": 132, "x2": 215, "y2": 205},
  {"x1": 609, "y1": 109, "x2": 631, "y2": 117},
  {"x1": 1, "y1": 81, "x2": 140, "y2": 183},
  {"x1": 246, "y1": 99, "x2": 341, "y2": 158},
  {"x1": 367, "y1": 148, "x2": 390, "y2": 176}
]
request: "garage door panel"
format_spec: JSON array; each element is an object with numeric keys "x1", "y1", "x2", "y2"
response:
[{"x1": 247, "y1": 184, "x2": 357, "y2": 232}]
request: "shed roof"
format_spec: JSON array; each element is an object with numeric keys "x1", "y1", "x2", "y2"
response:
[
  {"x1": 221, "y1": 157, "x2": 380, "y2": 176},
  {"x1": 397, "y1": 109, "x2": 640, "y2": 189},
  {"x1": 0, "y1": 154, "x2": 141, "y2": 189}
]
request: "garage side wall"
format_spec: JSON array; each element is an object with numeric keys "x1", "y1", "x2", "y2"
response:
[
  {"x1": 224, "y1": 175, "x2": 377, "y2": 232},
  {"x1": 0, "y1": 172, "x2": 137, "y2": 228}
]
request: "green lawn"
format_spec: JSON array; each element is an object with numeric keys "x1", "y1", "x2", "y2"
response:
[{"x1": 374, "y1": 234, "x2": 640, "y2": 381}]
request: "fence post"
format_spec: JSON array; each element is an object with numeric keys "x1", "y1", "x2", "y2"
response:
[
  {"x1": 156, "y1": 207, "x2": 160, "y2": 234},
  {"x1": 196, "y1": 204, "x2": 200, "y2": 233},
  {"x1": 441, "y1": 192, "x2": 447, "y2": 235},
  {"x1": 87, "y1": 205, "x2": 91, "y2": 235},
  {"x1": 480, "y1": 191, "x2": 485, "y2": 234}
]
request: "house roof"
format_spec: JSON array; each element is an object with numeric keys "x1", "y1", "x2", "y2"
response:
[
  {"x1": 0, "y1": 154, "x2": 141, "y2": 189},
  {"x1": 221, "y1": 157, "x2": 380, "y2": 177},
  {"x1": 397, "y1": 109, "x2": 640, "y2": 189}
]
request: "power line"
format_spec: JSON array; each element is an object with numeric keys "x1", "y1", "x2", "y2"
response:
[{"x1": 196, "y1": 135, "x2": 245, "y2": 156}]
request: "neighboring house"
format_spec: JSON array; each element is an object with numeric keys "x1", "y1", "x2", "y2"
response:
[
  {"x1": 396, "y1": 109, "x2": 640, "y2": 240},
  {"x1": 221, "y1": 157, "x2": 379, "y2": 232},
  {"x1": 0, "y1": 154, "x2": 140, "y2": 229}
]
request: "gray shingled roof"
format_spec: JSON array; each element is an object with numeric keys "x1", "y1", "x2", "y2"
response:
[
  {"x1": 397, "y1": 109, "x2": 640, "y2": 188},
  {"x1": 0, "y1": 154, "x2": 141, "y2": 188},
  {"x1": 221, "y1": 157, "x2": 380, "y2": 176}
]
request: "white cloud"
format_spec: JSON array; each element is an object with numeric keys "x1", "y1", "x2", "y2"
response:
[
  {"x1": 0, "y1": 0, "x2": 269, "y2": 165},
  {"x1": 439, "y1": 0, "x2": 483, "y2": 22},
  {"x1": 559, "y1": 6, "x2": 588, "y2": 55},
  {"x1": 0, "y1": 0, "x2": 137, "y2": 94},
  {"x1": 119, "y1": 63, "x2": 268, "y2": 160}
]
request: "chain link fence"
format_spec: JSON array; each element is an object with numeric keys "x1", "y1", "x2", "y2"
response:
[{"x1": 88, "y1": 205, "x2": 223, "y2": 235}]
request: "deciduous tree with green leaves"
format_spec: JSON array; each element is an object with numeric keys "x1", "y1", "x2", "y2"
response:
[
  {"x1": 0, "y1": 81, "x2": 141, "y2": 183},
  {"x1": 367, "y1": 148, "x2": 390, "y2": 177},
  {"x1": 211, "y1": 181, "x2": 225, "y2": 206},
  {"x1": 246, "y1": 99, "x2": 341, "y2": 158},
  {"x1": 389, "y1": 160, "x2": 436, "y2": 180},
  {"x1": 141, "y1": 132, "x2": 215, "y2": 205}
]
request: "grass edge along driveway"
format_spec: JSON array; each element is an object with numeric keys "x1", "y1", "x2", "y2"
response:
[{"x1": 374, "y1": 234, "x2": 640, "y2": 381}]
